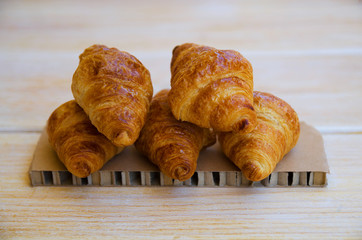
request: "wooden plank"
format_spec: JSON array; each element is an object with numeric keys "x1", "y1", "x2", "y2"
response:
[
  {"x1": 0, "y1": 132, "x2": 361, "y2": 239},
  {"x1": 0, "y1": 0, "x2": 361, "y2": 238},
  {"x1": 0, "y1": 0, "x2": 361, "y2": 52},
  {"x1": 0, "y1": 1, "x2": 361, "y2": 133},
  {"x1": 0, "y1": 53, "x2": 361, "y2": 132}
]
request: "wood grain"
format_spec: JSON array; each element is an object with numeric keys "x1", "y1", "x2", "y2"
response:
[
  {"x1": 0, "y1": 0, "x2": 361, "y2": 132},
  {"x1": 1, "y1": 0, "x2": 361, "y2": 52},
  {"x1": 0, "y1": 0, "x2": 361, "y2": 238},
  {"x1": 1, "y1": 51, "x2": 361, "y2": 132},
  {"x1": 0, "y1": 133, "x2": 361, "y2": 239}
]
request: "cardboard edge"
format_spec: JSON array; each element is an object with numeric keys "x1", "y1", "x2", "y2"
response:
[
  {"x1": 29, "y1": 122, "x2": 330, "y2": 188},
  {"x1": 29, "y1": 131, "x2": 46, "y2": 185},
  {"x1": 29, "y1": 169, "x2": 328, "y2": 187},
  {"x1": 304, "y1": 122, "x2": 330, "y2": 174}
]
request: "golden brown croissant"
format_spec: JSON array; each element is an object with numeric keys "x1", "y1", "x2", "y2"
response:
[
  {"x1": 47, "y1": 100, "x2": 118, "y2": 178},
  {"x1": 135, "y1": 89, "x2": 216, "y2": 181},
  {"x1": 72, "y1": 44, "x2": 153, "y2": 147},
  {"x1": 168, "y1": 43, "x2": 256, "y2": 133},
  {"x1": 218, "y1": 91, "x2": 300, "y2": 181}
]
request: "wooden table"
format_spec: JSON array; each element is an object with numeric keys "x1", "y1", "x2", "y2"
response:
[{"x1": 1, "y1": 0, "x2": 361, "y2": 239}]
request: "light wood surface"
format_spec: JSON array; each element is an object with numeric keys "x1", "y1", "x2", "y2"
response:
[{"x1": 0, "y1": 0, "x2": 361, "y2": 239}]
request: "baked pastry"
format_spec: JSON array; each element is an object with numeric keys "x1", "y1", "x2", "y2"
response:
[
  {"x1": 72, "y1": 44, "x2": 153, "y2": 147},
  {"x1": 47, "y1": 100, "x2": 118, "y2": 178},
  {"x1": 135, "y1": 89, "x2": 216, "y2": 181},
  {"x1": 168, "y1": 43, "x2": 256, "y2": 133},
  {"x1": 218, "y1": 91, "x2": 300, "y2": 181}
]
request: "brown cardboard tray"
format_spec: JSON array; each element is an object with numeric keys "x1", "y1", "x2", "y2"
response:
[{"x1": 29, "y1": 122, "x2": 329, "y2": 187}]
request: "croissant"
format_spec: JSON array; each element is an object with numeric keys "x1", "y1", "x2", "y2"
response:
[
  {"x1": 168, "y1": 43, "x2": 256, "y2": 133},
  {"x1": 135, "y1": 89, "x2": 216, "y2": 181},
  {"x1": 47, "y1": 100, "x2": 118, "y2": 178},
  {"x1": 218, "y1": 91, "x2": 300, "y2": 181},
  {"x1": 72, "y1": 44, "x2": 153, "y2": 147}
]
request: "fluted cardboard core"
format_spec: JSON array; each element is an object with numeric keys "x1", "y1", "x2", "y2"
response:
[{"x1": 29, "y1": 122, "x2": 329, "y2": 187}]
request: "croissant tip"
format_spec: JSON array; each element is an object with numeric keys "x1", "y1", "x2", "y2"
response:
[
  {"x1": 114, "y1": 131, "x2": 132, "y2": 147},
  {"x1": 172, "y1": 45, "x2": 180, "y2": 55},
  {"x1": 175, "y1": 166, "x2": 189, "y2": 181},
  {"x1": 173, "y1": 165, "x2": 193, "y2": 182},
  {"x1": 241, "y1": 161, "x2": 267, "y2": 182},
  {"x1": 233, "y1": 119, "x2": 250, "y2": 132},
  {"x1": 68, "y1": 158, "x2": 92, "y2": 178}
]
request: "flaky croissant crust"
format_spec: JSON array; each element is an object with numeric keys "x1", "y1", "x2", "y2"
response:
[
  {"x1": 219, "y1": 91, "x2": 300, "y2": 181},
  {"x1": 169, "y1": 43, "x2": 256, "y2": 133},
  {"x1": 135, "y1": 89, "x2": 216, "y2": 181},
  {"x1": 47, "y1": 100, "x2": 118, "y2": 178},
  {"x1": 72, "y1": 44, "x2": 153, "y2": 148}
]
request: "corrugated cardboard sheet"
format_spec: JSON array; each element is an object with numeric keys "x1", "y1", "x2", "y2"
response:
[{"x1": 30, "y1": 122, "x2": 329, "y2": 187}]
